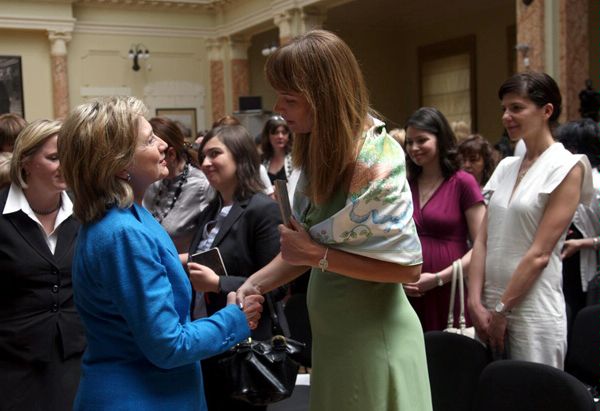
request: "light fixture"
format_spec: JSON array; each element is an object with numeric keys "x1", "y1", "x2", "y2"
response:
[
  {"x1": 515, "y1": 43, "x2": 530, "y2": 69},
  {"x1": 128, "y1": 44, "x2": 150, "y2": 71},
  {"x1": 261, "y1": 43, "x2": 278, "y2": 57}
]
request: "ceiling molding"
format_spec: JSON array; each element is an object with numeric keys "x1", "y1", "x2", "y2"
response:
[
  {"x1": 73, "y1": 0, "x2": 239, "y2": 12},
  {"x1": 74, "y1": 21, "x2": 212, "y2": 38},
  {"x1": 0, "y1": 15, "x2": 75, "y2": 32}
]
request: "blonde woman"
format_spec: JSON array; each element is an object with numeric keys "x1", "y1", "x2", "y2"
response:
[
  {"x1": 0, "y1": 120, "x2": 85, "y2": 411},
  {"x1": 58, "y1": 97, "x2": 263, "y2": 410}
]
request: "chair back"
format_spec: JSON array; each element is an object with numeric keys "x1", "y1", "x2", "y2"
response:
[
  {"x1": 473, "y1": 360, "x2": 595, "y2": 411},
  {"x1": 566, "y1": 305, "x2": 600, "y2": 387},
  {"x1": 424, "y1": 331, "x2": 490, "y2": 411}
]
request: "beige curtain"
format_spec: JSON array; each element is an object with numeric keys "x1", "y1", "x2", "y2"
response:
[{"x1": 421, "y1": 53, "x2": 471, "y2": 128}]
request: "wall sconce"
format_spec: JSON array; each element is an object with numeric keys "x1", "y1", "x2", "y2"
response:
[
  {"x1": 261, "y1": 43, "x2": 278, "y2": 57},
  {"x1": 515, "y1": 43, "x2": 530, "y2": 69},
  {"x1": 128, "y1": 44, "x2": 150, "y2": 71}
]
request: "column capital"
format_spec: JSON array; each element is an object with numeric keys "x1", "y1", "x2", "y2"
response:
[
  {"x1": 206, "y1": 37, "x2": 226, "y2": 61},
  {"x1": 228, "y1": 35, "x2": 251, "y2": 60},
  {"x1": 300, "y1": 6, "x2": 326, "y2": 32},
  {"x1": 47, "y1": 30, "x2": 72, "y2": 57},
  {"x1": 273, "y1": 9, "x2": 298, "y2": 41}
]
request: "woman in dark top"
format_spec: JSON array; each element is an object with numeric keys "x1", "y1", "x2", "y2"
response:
[
  {"x1": 260, "y1": 115, "x2": 293, "y2": 184},
  {"x1": 0, "y1": 119, "x2": 85, "y2": 411},
  {"x1": 187, "y1": 124, "x2": 287, "y2": 411}
]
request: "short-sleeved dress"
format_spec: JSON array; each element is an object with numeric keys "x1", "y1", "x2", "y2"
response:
[
  {"x1": 483, "y1": 143, "x2": 591, "y2": 369},
  {"x1": 409, "y1": 170, "x2": 484, "y2": 331},
  {"x1": 304, "y1": 189, "x2": 432, "y2": 411}
]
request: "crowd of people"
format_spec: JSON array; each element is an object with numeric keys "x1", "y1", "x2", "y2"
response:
[{"x1": 0, "y1": 29, "x2": 598, "y2": 411}]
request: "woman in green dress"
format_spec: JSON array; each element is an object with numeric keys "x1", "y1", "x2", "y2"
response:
[{"x1": 237, "y1": 30, "x2": 432, "y2": 411}]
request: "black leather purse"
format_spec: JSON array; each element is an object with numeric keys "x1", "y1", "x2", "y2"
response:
[{"x1": 216, "y1": 294, "x2": 306, "y2": 406}]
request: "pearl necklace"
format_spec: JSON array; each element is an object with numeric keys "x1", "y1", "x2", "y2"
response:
[{"x1": 152, "y1": 162, "x2": 190, "y2": 223}]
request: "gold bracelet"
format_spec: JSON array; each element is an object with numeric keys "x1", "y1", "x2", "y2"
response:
[{"x1": 318, "y1": 247, "x2": 329, "y2": 272}]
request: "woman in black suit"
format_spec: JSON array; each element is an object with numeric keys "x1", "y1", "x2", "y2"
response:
[
  {"x1": 187, "y1": 124, "x2": 286, "y2": 411},
  {"x1": 0, "y1": 120, "x2": 85, "y2": 411}
]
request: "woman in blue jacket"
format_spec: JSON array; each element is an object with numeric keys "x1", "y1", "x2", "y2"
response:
[{"x1": 58, "y1": 96, "x2": 263, "y2": 411}]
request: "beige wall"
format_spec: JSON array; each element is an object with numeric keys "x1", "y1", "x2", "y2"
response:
[
  {"x1": 246, "y1": 2, "x2": 515, "y2": 142},
  {"x1": 0, "y1": 28, "x2": 54, "y2": 121}
]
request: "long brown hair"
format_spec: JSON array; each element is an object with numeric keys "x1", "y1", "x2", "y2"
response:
[{"x1": 265, "y1": 30, "x2": 370, "y2": 204}]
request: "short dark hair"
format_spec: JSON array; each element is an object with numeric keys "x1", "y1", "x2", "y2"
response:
[
  {"x1": 498, "y1": 72, "x2": 562, "y2": 128},
  {"x1": 260, "y1": 115, "x2": 292, "y2": 161},
  {"x1": 458, "y1": 134, "x2": 498, "y2": 185},
  {"x1": 555, "y1": 119, "x2": 600, "y2": 169},
  {"x1": 404, "y1": 107, "x2": 460, "y2": 180},
  {"x1": 198, "y1": 125, "x2": 265, "y2": 201}
]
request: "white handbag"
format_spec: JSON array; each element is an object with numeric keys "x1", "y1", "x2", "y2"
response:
[{"x1": 444, "y1": 259, "x2": 475, "y2": 338}]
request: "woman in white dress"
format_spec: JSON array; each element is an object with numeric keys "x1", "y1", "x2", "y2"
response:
[{"x1": 467, "y1": 72, "x2": 593, "y2": 369}]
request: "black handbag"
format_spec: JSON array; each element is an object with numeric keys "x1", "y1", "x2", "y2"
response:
[{"x1": 216, "y1": 294, "x2": 305, "y2": 406}]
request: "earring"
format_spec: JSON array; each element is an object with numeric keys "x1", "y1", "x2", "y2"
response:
[{"x1": 126, "y1": 173, "x2": 132, "y2": 182}]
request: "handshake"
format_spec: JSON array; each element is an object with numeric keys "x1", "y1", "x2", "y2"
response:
[{"x1": 226, "y1": 292, "x2": 264, "y2": 330}]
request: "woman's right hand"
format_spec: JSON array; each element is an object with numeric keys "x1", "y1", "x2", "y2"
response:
[
  {"x1": 468, "y1": 301, "x2": 492, "y2": 344},
  {"x1": 226, "y1": 292, "x2": 263, "y2": 330},
  {"x1": 561, "y1": 239, "x2": 583, "y2": 259}
]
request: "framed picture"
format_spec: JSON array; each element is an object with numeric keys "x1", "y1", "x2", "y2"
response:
[
  {"x1": 0, "y1": 56, "x2": 24, "y2": 117},
  {"x1": 155, "y1": 108, "x2": 197, "y2": 141}
]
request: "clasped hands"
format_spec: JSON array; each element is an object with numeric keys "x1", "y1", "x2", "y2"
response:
[
  {"x1": 187, "y1": 262, "x2": 264, "y2": 330},
  {"x1": 403, "y1": 272, "x2": 439, "y2": 297},
  {"x1": 468, "y1": 302, "x2": 508, "y2": 353}
]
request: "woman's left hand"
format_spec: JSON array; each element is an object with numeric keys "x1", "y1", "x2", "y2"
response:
[
  {"x1": 279, "y1": 218, "x2": 320, "y2": 267},
  {"x1": 487, "y1": 312, "x2": 508, "y2": 353},
  {"x1": 403, "y1": 272, "x2": 438, "y2": 296},
  {"x1": 187, "y1": 262, "x2": 220, "y2": 293}
]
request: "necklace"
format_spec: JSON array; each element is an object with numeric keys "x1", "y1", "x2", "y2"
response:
[
  {"x1": 152, "y1": 162, "x2": 190, "y2": 223},
  {"x1": 515, "y1": 157, "x2": 536, "y2": 186},
  {"x1": 31, "y1": 197, "x2": 62, "y2": 215}
]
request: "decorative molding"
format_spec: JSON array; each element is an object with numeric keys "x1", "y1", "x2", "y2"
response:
[
  {"x1": 73, "y1": 0, "x2": 240, "y2": 11},
  {"x1": 80, "y1": 86, "x2": 132, "y2": 97},
  {"x1": 228, "y1": 35, "x2": 251, "y2": 60},
  {"x1": 0, "y1": 16, "x2": 75, "y2": 32},
  {"x1": 75, "y1": 21, "x2": 212, "y2": 38}
]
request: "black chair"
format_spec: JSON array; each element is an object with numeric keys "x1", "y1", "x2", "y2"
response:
[
  {"x1": 283, "y1": 293, "x2": 312, "y2": 368},
  {"x1": 566, "y1": 305, "x2": 600, "y2": 390},
  {"x1": 473, "y1": 360, "x2": 595, "y2": 411},
  {"x1": 424, "y1": 331, "x2": 490, "y2": 411}
]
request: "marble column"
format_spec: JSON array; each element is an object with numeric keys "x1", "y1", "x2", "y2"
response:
[
  {"x1": 274, "y1": 9, "x2": 296, "y2": 45},
  {"x1": 207, "y1": 38, "x2": 226, "y2": 123},
  {"x1": 559, "y1": 0, "x2": 588, "y2": 120},
  {"x1": 228, "y1": 37, "x2": 250, "y2": 112},
  {"x1": 515, "y1": 0, "x2": 544, "y2": 72},
  {"x1": 48, "y1": 31, "x2": 71, "y2": 120}
]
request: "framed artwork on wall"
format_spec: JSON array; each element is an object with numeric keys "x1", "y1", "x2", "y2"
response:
[
  {"x1": 155, "y1": 108, "x2": 197, "y2": 141},
  {"x1": 0, "y1": 56, "x2": 24, "y2": 117}
]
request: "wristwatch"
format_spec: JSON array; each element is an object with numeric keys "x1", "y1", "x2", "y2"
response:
[{"x1": 494, "y1": 301, "x2": 510, "y2": 317}]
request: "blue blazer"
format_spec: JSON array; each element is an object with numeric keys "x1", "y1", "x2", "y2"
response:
[{"x1": 72, "y1": 204, "x2": 249, "y2": 411}]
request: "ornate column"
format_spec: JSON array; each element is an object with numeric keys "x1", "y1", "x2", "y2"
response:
[
  {"x1": 207, "y1": 38, "x2": 226, "y2": 123},
  {"x1": 48, "y1": 31, "x2": 71, "y2": 120},
  {"x1": 228, "y1": 36, "x2": 251, "y2": 112},
  {"x1": 515, "y1": 0, "x2": 544, "y2": 72},
  {"x1": 299, "y1": 6, "x2": 326, "y2": 33},
  {"x1": 559, "y1": 0, "x2": 588, "y2": 120}
]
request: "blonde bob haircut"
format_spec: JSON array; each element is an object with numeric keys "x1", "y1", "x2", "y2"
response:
[
  {"x1": 265, "y1": 29, "x2": 370, "y2": 204},
  {"x1": 58, "y1": 96, "x2": 147, "y2": 224},
  {"x1": 10, "y1": 119, "x2": 62, "y2": 189}
]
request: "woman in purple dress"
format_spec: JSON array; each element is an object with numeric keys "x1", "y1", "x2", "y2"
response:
[{"x1": 403, "y1": 107, "x2": 486, "y2": 331}]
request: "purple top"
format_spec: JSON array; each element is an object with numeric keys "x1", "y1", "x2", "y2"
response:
[{"x1": 408, "y1": 170, "x2": 484, "y2": 330}]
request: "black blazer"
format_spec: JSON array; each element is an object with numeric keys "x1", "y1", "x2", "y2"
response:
[
  {"x1": 0, "y1": 188, "x2": 85, "y2": 362},
  {"x1": 189, "y1": 192, "x2": 287, "y2": 340}
]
